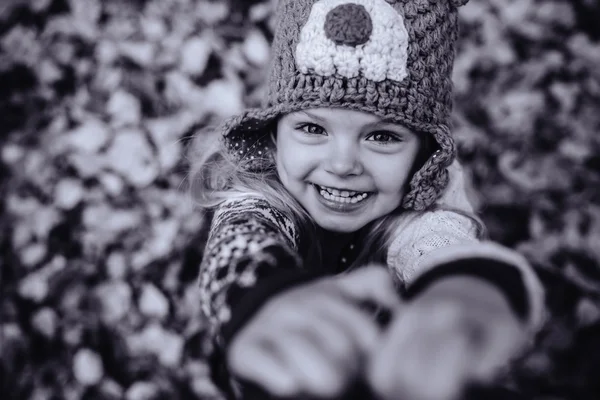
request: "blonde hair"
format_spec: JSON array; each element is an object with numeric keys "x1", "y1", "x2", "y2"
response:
[
  {"x1": 188, "y1": 124, "x2": 315, "y2": 230},
  {"x1": 189, "y1": 123, "x2": 486, "y2": 271}
]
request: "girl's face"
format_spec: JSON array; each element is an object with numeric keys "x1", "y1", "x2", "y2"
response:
[{"x1": 275, "y1": 108, "x2": 421, "y2": 233}]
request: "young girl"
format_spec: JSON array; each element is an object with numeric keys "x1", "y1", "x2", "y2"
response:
[{"x1": 194, "y1": 0, "x2": 546, "y2": 399}]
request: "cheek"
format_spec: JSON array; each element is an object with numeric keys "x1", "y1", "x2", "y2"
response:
[
  {"x1": 371, "y1": 157, "x2": 416, "y2": 194},
  {"x1": 276, "y1": 143, "x2": 317, "y2": 178}
]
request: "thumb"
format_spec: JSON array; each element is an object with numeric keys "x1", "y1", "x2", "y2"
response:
[
  {"x1": 333, "y1": 265, "x2": 403, "y2": 312},
  {"x1": 471, "y1": 318, "x2": 527, "y2": 383}
]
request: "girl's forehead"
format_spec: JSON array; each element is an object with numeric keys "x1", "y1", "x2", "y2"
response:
[
  {"x1": 282, "y1": 108, "x2": 408, "y2": 129},
  {"x1": 285, "y1": 108, "x2": 384, "y2": 122}
]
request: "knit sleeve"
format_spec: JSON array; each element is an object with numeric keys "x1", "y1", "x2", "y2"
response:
[
  {"x1": 386, "y1": 162, "x2": 546, "y2": 332},
  {"x1": 199, "y1": 197, "x2": 324, "y2": 398},
  {"x1": 199, "y1": 196, "x2": 309, "y2": 338}
]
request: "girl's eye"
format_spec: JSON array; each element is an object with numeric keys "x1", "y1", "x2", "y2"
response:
[
  {"x1": 298, "y1": 123, "x2": 325, "y2": 135},
  {"x1": 367, "y1": 131, "x2": 400, "y2": 143}
]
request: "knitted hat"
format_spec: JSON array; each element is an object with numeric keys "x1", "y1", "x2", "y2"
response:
[{"x1": 222, "y1": 0, "x2": 470, "y2": 211}]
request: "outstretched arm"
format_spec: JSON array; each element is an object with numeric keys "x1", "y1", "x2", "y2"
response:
[
  {"x1": 199, "y1": 197, "x2": 317, "y2": 397},
  {"x1": 373, "y1": 161, "x2": 546, "y2": 400},
  {"x1": 387, "y1": 160, "x2": 545, "y2": 332},
  {"x1": 200, "y1": 197, "x2": 402, "y2": 399}
]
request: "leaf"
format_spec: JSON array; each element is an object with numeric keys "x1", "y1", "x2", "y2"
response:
[{"x1": 68, "y1": 0, "x2": 102, "y2": 40}]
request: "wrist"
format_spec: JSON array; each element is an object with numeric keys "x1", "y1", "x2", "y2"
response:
[
  {"x1": 404, "y1": 257, "x2": 530, "y2": 322},
  {"x1": 222, "y1": 270, "x2": 322, "y2": 347}
]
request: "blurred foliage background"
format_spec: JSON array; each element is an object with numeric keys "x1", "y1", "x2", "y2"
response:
[{"x1": 1, "y1": 0, "x2": 600, "y2": 399}]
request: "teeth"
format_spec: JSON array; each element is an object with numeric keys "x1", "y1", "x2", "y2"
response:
[
  {"x1": 318, "y1": 187, "x2": 369, "y2": 204},
  {"x1": 319, "y1": 185, "x2": 361, "y2": 198}
]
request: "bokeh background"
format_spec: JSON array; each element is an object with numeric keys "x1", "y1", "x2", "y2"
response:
[{"x1": 1, "y1": 0, "x2": 600, "y2": 399}]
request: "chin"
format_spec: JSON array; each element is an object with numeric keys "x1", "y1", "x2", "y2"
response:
[{"x1": 312, "y1": 214, "x2": 369, "y2": 233}]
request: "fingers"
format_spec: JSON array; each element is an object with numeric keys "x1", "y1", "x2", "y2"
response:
[
  {"x1": 278, "y1": 332, "x2": 353, "y2": 398},
  {"x1": 371, "y1": 339, "x2": 470, "y2": 400},
  {"x1": 271, "y1": 296, "x2": 380, "y2": 396},
  {"x1": 311, "y1": 293, "x2": 383, "y2": 354},
  {"x1": 264, "y1": 289, "x2": 383, "y2": 355},
  {"x1": 228, "y1": 337, "x2": 298, "y2": 397},
  {"x1": 368, "y1": 296, "x2": 529, "y2": 400},
  {"x1": 225, "y1": 268, "x2": 403, "y2": 399},
  {"x1": 334, "y1": 265, "x2": 403, "y2": 312},
  {"x1": 470, "y1": 316, "x2": 527, "y2": 382},
  {"x1": 368, "y1": 309, "x2": 421, "y2": 399},
  {"x1": 368, "y1": 305, "x2": 473, "y2": 400},
  {"x1": 400, "y1": 334, "x2": 470, "y2": 400},
  {"x1": 229, "y1": 321, "x2": 361, "y2": 398},
  {"x1": 303, "y1": 309, "x2": 365, "y2": 372},
  {"x1": 270, "y1": 307, "x2": 373, "y2": 398},
  {"x1": 228, "y1": 292, "x2": 380, "y2": 398}
]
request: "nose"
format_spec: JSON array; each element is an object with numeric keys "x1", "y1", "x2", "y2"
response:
[
  {"x1": 324, "y1": 3, "x2": 373, "y2": 47},
  {"x1": 326, "y1": 140, "x2": 363, "y2": 177}
]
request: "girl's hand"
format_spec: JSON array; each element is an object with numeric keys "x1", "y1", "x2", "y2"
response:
[
  {"x1": 367, "y1": 276, "x2": 528, "y2": 400},
  {"x1": 227, "y1": 266, "x2": 402, "y2": 399}
]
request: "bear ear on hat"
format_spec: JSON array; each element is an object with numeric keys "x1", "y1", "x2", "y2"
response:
[{"x1": 449, "y1": 0, "x2": 470, "y2": 7}]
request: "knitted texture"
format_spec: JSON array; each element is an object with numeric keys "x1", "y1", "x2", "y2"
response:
[{"x1": 221, "y1": 0, "x2": 470, "y2": 211}]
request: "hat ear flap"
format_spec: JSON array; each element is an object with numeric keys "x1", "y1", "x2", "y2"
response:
[
  {"x1": 401, "y1": 125, "x2": 455, "y2": 211},
  {"x1": 449, "y1": 0, "x2": 470, "y2": 8}
]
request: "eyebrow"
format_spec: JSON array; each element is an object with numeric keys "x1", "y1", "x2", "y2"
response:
[
  {"x1": 367, "y1": 120, "x2": 401, "y2": 129},
  {"x1": 297, "y1": 110, "x2": 327, "y2": 123}
]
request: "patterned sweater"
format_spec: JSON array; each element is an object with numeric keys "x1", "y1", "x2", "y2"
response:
[{"x1": 198, "y1": 162, "x2": 545, "y2": 398}]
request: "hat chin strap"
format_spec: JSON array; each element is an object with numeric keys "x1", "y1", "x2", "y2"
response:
[
  {"x1": 402, "y1": 164, "x2": 450, "y2": 211},
  {"x1": 449, "y1": 0, "x2": 470, "y2": 8}
]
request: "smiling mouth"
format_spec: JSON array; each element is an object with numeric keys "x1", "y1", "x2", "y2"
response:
[{"x1": 313, "y1": 184, "x2": 372, "y2": 204}]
